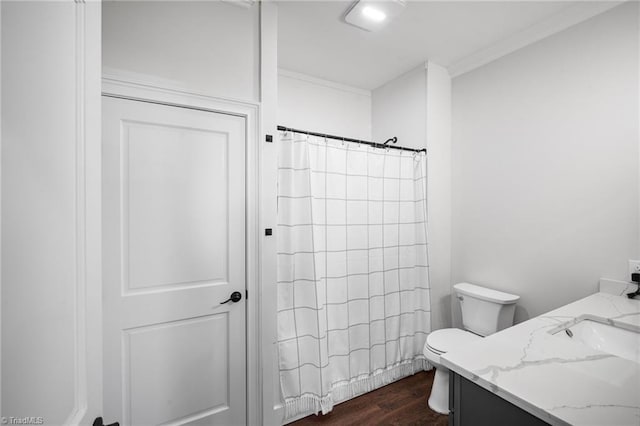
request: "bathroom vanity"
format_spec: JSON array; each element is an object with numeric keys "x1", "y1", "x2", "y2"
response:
[
  {"x1": 442, "y1": 290, "x2": 640, "y2": 426},
  {"x1": 449, "y1": 371, "x2": 549, "y2": 426}
]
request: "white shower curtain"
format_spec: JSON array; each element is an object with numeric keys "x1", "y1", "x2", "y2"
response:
[{"x1": 277, "y1": 131, "x2": 432, "y2": 419}]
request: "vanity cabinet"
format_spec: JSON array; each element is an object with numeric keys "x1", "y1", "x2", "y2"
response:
[{"x1": 449, "y1": 371, "x2": 550, "y2": 426}]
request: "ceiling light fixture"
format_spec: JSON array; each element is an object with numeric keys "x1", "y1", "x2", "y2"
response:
[
  {"x1": 362, "y1": 6, "x2": 386, "y2": 23},
  {"x1": 344, "y1": 0, "x2": 406, "y2": 32}
]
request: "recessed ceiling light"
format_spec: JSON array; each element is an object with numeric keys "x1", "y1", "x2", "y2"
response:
[
  {"x1": 362, "y1": 6, "x2": 386, "y2": 23},
  {"x1": 344, "y1": 0, "x2": 406, "y2": 32}
]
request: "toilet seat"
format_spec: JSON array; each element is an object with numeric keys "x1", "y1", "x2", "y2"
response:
[{"x1": 425, "y1": 328, "x2": 481, "y2": 355}]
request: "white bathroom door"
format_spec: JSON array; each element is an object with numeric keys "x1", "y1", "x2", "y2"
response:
[{"x1": 102, "y1": 96, "x2": 246, "y2": 426}]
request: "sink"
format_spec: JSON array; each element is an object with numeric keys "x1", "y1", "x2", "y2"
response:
[{"x1": 551, "y1": 315, "x2": 640, "y2": 363}]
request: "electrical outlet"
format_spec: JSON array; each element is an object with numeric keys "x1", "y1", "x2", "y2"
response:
[{"x1": 629, "y1": 260, "x2": 640, "y2": 276}]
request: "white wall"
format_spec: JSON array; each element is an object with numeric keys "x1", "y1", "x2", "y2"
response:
[
  {"x1": 425, "y1": 63, "x2": 453, "y2": 331},
  {"x1": 372, "y1": 64, "x2": 453, "y2": 332},
  {"x1": 260, "y1": 3, "x2": 280, "y2": 426},
  {"x1": 278, "y1": 70, "x2": 372, "y2": 140},
  {"x1": 451, "y1": 2, "x2": 639, "y2": 324},
  {"x1": 372, "y1": 66, "x2": 426, "y2": 150},
  {"x1": 2, "y1": 2, "x2": 103, "y2": 424},
  {"x1": 3, "y1": 5, "x2": 75, "y2": 419},
  {"x1": 102, "y1": 1, "x2": 259, "y2": 102}
]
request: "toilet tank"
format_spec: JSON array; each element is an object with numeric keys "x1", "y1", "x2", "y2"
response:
[{"x1": 454, "y1": 283, "x2": 520, "y2": 337}]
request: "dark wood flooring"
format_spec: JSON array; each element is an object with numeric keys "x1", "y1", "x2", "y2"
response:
[{"x1": 290, "y1": 370, "x2": 449, "y2": 426}]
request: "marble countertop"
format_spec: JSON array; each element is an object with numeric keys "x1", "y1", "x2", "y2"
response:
[{"x1": 441, "y1": 292, "x2": 640, "y2": 426}]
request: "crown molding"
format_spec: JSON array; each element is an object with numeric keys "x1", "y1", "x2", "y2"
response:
[
  {"x1": 221, "y1": 0, "x2": 256, "y2": 9},
  {"x1": 278, "y1": 68, "x2": 372, "y2": 97},
  {"x1": 449, "y1": 1, "x2": 625, "y2": 78}
]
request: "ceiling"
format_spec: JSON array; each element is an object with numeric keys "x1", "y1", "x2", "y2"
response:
[{"x1": 277, "y1": 1, "x2": 619, "y2": 90}]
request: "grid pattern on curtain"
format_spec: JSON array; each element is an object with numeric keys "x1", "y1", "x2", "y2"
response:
[{"x1": 277, "y1": 131, "x2": 432, "y2": 419}]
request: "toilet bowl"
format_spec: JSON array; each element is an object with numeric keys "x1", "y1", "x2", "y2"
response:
[
  {"x1": 423, "y1": 328, "x2": 481, "y2": 413},
  {"x1": 424, "y1": 283, "x2": 519, "y2": 414}
]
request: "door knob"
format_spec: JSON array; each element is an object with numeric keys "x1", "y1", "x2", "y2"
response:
[{"x1": 220, "y1": 291, "x2": 242, "y2": 304}]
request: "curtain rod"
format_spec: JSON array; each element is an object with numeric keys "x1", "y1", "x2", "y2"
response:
[{"x1": 277, "y1": 125, "x2": 427, "y2": 154}]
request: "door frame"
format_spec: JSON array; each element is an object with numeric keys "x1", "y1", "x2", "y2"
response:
[{"x1": 102, "y1": 72, "x2": 262, "y2": 426}]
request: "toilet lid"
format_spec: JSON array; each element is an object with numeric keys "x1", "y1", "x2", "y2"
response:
[{"x1": 426, "y1": 328, "x2": 481, "y2": 354}]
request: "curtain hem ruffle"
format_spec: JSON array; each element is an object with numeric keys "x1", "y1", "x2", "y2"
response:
[{"x1": 283, "y1": 357, "x2": 433, "y2": 421}]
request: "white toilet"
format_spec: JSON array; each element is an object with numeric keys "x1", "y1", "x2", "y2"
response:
[{"x1": 424, "y1": 282, "x2": 520, "y2": 414}]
